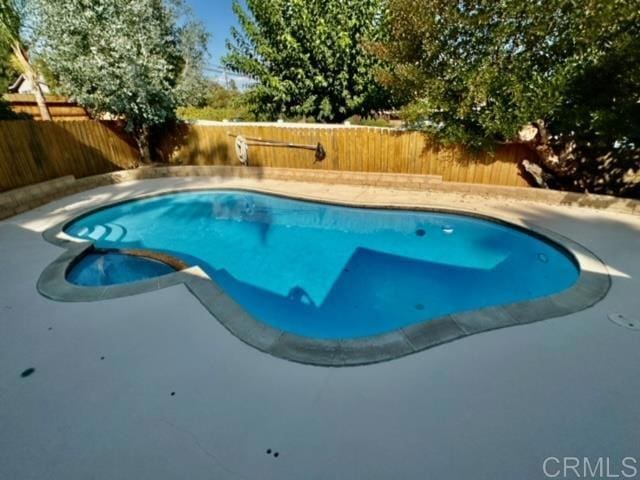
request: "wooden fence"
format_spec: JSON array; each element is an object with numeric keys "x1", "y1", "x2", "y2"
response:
[
  {"x1": 166, "y1": 123, "x2": 532, "y2": 187},
  {"x1": 3, "y1": 94, "x2": 90, "y2": 121},
  {"x1": 0, "y1": 120, "x2": 138, "y2": 192},
  {"x1": 0, "y1": 120, "x2": 533, "y2": 193}
]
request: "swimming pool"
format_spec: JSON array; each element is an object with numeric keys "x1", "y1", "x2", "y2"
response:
[{"x1": 61, "y1": 190, "x2": 579, "y2": 339}]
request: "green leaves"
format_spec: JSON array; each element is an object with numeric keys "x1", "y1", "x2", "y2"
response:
[
  {"x1": 378, "y1": 0, "x2": 640, "y2": 196},
  {"x1": 34, "y1": 0, "x2": 208, "y2": 135},
  {"x1": 0, "y1": 0, "x2": 22, "y2": 49},
  {"x1": 223, "y1": 0, "x2": 391, "y2": 122}
]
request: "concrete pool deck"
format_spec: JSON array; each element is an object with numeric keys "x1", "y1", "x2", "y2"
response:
[{"x1": 1, "y1": 174, "x2": 640, "y2": 479}]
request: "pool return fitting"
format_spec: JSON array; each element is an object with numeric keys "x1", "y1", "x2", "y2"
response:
[{"x1": 228, "y1": 132, "x2": 326, "y2": 166}]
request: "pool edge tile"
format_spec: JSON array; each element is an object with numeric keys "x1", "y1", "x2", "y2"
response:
[
  {"x1": 451, "y1": 307, "x2": 517, "y2": 335},
  {"x1": 402, "y1": 316, "x2": 466, "y2": 352},
  {"x1": 338, "y1": 330, "x2": 415, "y2": 366},
  {"x1": 269, "y1": 334, "x2": 343, "y2": 366}
]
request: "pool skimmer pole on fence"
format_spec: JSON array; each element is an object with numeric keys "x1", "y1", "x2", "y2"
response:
[{"x1": 228, "y1": 132, "x2": 326, "y2": 166}]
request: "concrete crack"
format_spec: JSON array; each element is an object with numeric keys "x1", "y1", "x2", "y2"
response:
[{"x1": 160, "y1": 419, "x2": 250, "y2": 480}]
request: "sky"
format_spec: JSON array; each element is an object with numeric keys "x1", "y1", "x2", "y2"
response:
[{"x1": 186, "y1": 0, "x2": 247, "y2": 85}]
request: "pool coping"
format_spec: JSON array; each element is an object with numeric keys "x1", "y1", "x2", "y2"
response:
[{"x1": 37, "y1": 185, "x2": 612, "y2": 367}]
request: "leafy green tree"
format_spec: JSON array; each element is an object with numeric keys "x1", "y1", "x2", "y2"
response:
[
  {"x1": 177, "y1": 80, "x2": 252, "y2": 121},
  {"x1": 0, "y1": 42, "x2": 17, "y2": 93},
  {"x1": 0, "y1": 43, "x2": 18, "y2": 119},
  {"x1": 173, "y1": 15, "x2": 211, "y2": 108},
  {"x1": 378, "y1": 0, "x2": 640, "y2": 197},
  {"x1": 1, "y1": 0, "x2": 51, "y2": 120},
  {"x1": 34, "y1": 0, "x2": 208, "y2": 161},
  {"x1": 205, "y1": 81, "x2": 242, "y2": 109},
  {"x1": 0, "y1": 33, "x2": 19, "y2": 119},
  {"x1": 0, "y1": 0, "x2": 22, "y2": 95},
  {"x1": 223, "y1": 0, "x2": 391, "y2": 122}
]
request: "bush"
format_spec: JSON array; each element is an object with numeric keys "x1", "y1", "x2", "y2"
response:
[{"x1": 177, "y1": 105, "x2": 253, "y2": 122}]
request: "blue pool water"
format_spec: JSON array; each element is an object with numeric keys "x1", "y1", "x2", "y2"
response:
[
  {"x1": 68, "y1": 253, "x2": 176, "y2": 286},
  {"x1": 65, "y1": 190, "x2": 579, "y2": 339}
]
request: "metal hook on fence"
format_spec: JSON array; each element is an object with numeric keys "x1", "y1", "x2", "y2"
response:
[{"x1": 228, "y1": 133, "x2": 326, "y2": 165}]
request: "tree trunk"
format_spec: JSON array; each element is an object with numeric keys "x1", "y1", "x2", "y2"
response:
[
  {"x1": 31, "y1": 77, "x2": 52, "y2": 122},
  {"x1": 12, "y1": 42, "x2": 52, "y2": 121},
  {"x1": 136, "y1": 125, "x2": 152, "y2": 164},
  {"x1": 517, "y1": 120, "x2": 577, "y2": 181}
]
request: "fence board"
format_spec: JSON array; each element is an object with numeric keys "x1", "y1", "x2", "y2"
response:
[
  {"x1": 0, "y1": 120, "x2": 138, "y2": 192},
  {"x1": 3, "y1": 94, "x2": 90, "y2": 121}
]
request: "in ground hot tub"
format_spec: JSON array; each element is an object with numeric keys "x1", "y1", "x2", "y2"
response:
[{"x1": 67, "y1": 250, "x2": 179, "y2": 286}]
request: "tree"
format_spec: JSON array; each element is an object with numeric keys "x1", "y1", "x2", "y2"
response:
[
  {"x1": 0, "y1": 40, "x2": 18, "y2": 118},
  {"x1": 173, "y1": 14, "x2": 210, "y2": 108},
  {"x1": 206, "y1": 81, "x2": 242, "y2": 109},
  {"x1": 223, "y1": 0, "x2": 391, "y2": 122},
  {"x1": 0, "y1": 35, "x2": 17, "y2": 92},
  {"x1": 0, "y1": 0, "x2": 51, "y2": 120},
  {"x1": 176, "y1": 80, "x2": 252, "y2": 122},
  {"x1": 377, "y1": 0, "x2": 640, "y2": 197},
  {"x1": 34, "y1": 0, "x2": 208, "y2": 162}
]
